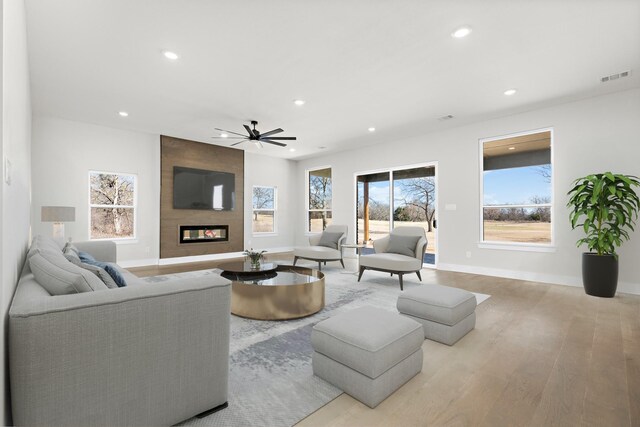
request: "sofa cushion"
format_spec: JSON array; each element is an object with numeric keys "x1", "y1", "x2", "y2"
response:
[
  {"x1": 79, "y1": 263, "x2": 119, "y2": 289},
  {"x1": 29, "y1": 253, "x2": 108, "y2": 295},
  {"x1": 317, "y1": 231, "x2": 343, "y2": 250},
  {"x1": 386, "y1": 234, "x2": 420, "y2": 257},
  {"x1": 294, "y1": 245, "x2": 341, "y2": 260},
  {"x1": 79, "y1": 251, "x2": 127, "y2": 287},
  {"x1": 27, "y1": 235, "x2": 64, "y2": 259},
  {"x1": 359, "y1": 252, "x2": 422, "y2": 272}
]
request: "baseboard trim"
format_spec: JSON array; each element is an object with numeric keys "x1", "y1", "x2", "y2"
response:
[
  {"x1": 118, "y1": 258, "x2": 158, "y2": 268},
  {"x1": 437, "y1": 262, "x2": 640, "y2": 295}
]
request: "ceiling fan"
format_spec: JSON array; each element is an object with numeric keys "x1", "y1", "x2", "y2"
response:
[{"x1": 212, "y1": 120, "x2": 296, "y2": 148}]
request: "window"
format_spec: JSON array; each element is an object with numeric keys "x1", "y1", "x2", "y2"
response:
[
  {"x1": 89, "y1": 171, "x2": 136, "y2": 240},
  {"x1": 252, "y1": 186, "x2": 277, "y2": 234},
  {"x1": 308, "y1": 167, "x2": 332, "y2": 232},
  {"x1": 480, "y1": 129, "x2": 552, "y2": 245}
]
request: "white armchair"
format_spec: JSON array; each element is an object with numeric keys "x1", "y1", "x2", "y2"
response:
[
  {"x1": 358, "y1": 226, "x2": 427, "y2": 290},
  {"x1": 293, "y1": 225, "x2": 348, "y2": 271}
]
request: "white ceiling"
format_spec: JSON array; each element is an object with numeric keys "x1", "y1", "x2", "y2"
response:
[{"x1": 25, "y1": 0, "x2": 640, "y2": 160}]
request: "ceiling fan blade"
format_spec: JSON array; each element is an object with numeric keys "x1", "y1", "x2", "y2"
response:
[
  {"x1": 243, "y1": 124, "x2": 257, "y2": 138},
  {"x1": 214, "y1": 128, "x2": 248, "y2": 138},
  {"x1": 259, "y1": 128, "x2": 284, "y2": 138},
  {"x1": 261, "y1": 139, "x2": 287, "y2": 147},
  {"x1": 262, "y1": 136, "x2": 296, "y2": 140},
  {"x1": 230, "y1": 139, "x2": 249, "y2": 146}
]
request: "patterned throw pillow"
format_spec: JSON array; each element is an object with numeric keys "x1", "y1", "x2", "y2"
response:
[
  {"x1": 78, "y1": 251, "x2": 127, "y2": 287},
  {"x1": 79, "y1": 263, "x2": 119, "y2": 289}
]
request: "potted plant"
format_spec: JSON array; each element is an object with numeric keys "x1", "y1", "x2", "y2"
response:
[
  {"x1": 244, "y1": 248, "x2": 267, "y2": 270},
  {"x1": 567, "y1": 172, "x2": 640, "y2": 297}
]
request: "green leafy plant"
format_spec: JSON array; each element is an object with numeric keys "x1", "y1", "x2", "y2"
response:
[
  {"x1": 243, "y1": 248, "x2": 267, "y2": 265},
  {"x1": 567, "y1": 172, "x2": 640, "y2": 256}
]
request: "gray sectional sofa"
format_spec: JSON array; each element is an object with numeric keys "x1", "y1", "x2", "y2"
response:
[{"x1": 9, "y1": 235, "x2": 231, "y2": 426}]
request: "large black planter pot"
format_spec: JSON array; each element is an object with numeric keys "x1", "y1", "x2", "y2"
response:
[{"x1": 582, "y1": 253, "x2": 618, "y2": 298}]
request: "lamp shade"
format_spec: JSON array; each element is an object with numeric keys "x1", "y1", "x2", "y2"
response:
[{"x1": 41, "y1": 206, "x2": 75, "y2": 222}]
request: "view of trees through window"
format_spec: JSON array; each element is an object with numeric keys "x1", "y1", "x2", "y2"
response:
[
  {"x1": 482, "y1": 130, "x2": 552, "y2": 244},
  {"x1": 357, "y1": 166, "x2": 436, "y2": 262},
  {"x1": 252, "y1": 186, "x2": 276, "y2": 233},
  {"x1": 308, "y1": 168, "x2": 332, "y2": 232},
  {"x1": 89, "y1": 172, "x2": 136, "y2": 239}
]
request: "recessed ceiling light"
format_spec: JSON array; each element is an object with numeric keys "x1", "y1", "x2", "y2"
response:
[
  {"x1": 289, "y1": 148, "x2": 296, "y2": 152},
  {"x1": 163, "y1": 51, "x2": 179, "y2": 60},
  {"x1": 293, "y1": 99, "x2": 305, "y2": 106},
  {"x1": 451, "y1": 27, "x2": 472, "y2": 38},
  {"x1": 504, "y1": 89, "x2": 517, "y2": 96},
  {"x1": 368, "y1": 127, "x2": 376, "y2": 132},
  {"x1": 118, "y1": 111, "x2": 128, "y2": 117},
  {"x1": 220, "y1": 133, "x2": 228, "y2": 138},
  {"x1": 508, "y1": 146, "x2": 515, "y2": 150}
]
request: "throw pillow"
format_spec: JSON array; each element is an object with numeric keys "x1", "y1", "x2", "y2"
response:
[
  {"x1": 64, "y1": 251, "x2": 82, "y2": 266},
  {"x1": 386, "y1": 234, "x2": 421, "y2": 257},
  {"x1": 80, "y1": 263, "x2": 119, "y2": 289},
  {"x1": 29, "y1": 253, "x2": 107, "y2": 295},
  {"x1": 317, "y1": 231, "x2": 343, "y2": 250},
  {"x1": 79, "y1": 251, "x2": 127, "y2": 287}
]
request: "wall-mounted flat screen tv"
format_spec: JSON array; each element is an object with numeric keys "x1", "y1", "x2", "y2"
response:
[{"x1": 173, "y1": 166, "x2": 235, "y2": 211}]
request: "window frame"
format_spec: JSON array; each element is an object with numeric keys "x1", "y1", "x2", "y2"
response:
[
  {"x1": 478, "y1": 127, "x2": 555, "y2": 252},
  {"x1": 88, "y1": 170, "x2": 138, "y2": 241},
  {"x1": 251, "y1": 185, "x2": 278, "y2": 236},
  {"x1": 306, "y1": 165, "x2": 333, "y2": 234}
]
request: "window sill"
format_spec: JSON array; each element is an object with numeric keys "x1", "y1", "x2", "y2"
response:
[
  {"x1": 252, "y1": 233, "x2": 278, "y2": 237},
  {"x1": 90, "y1": 238, "x2": 139, "y2": 245},
  {"x1": 477, "y1": 242, "x2": 556, "y2": 253}
]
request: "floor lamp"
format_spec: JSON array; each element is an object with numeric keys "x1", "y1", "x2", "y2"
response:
[{"x1": 41, "y1": 206, "x2": 75, "y2": 243}]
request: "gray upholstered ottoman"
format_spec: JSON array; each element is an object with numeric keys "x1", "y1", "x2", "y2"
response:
[
  {"x1": 397, "y1": 284, "x2": 477, "y2": 345},
  {"x1": 311, "y1": 306, "x2": 423, "y2": 408}
]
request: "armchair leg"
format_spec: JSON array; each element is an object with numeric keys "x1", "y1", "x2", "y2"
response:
[
  {"x1": 357, "y1": 266, "x2": 366, "y2": 282},
  {"x1": 318, "y1": 261, "x2": 322, "y2": 271},
  {"x1": 340, "y1": 259, "x2": 345, "y2": 268},
  {"x1": 398, "y1": 274, "x2": 404, "y2": 291},
  {"x1": 293, "y1": 256, "x2": 298, "y2": 266},
  {"x1": 416, "y1": 270, "x2": 422, "y2": 281}
]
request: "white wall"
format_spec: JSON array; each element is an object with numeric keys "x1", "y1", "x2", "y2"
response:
[
  {"x1": 2, "y1": 0, "x2": 32, "y2": 423},
  {"x1": 30, "y1": 118, "x2": 299, "y2": 266},
  {"x1": 31, "y1": 117, "x2": 160, "y2": 265},
  {"x1": 244, "y1": 152, "x2": 297, "y2": 252},
  {"x1": 296, "y1": 89, "x2": 640, "y2": 294}
]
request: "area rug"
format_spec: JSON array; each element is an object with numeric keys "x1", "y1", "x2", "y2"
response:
[{"x1": 143, "y1": 263, "x2": 489, "y2": 427}]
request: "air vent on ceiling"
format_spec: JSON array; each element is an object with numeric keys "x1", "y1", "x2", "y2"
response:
[
  {"x1": 601, "y1": 70, "x2": 631, "y2": 83},
  {"x1": 438, "y1": 114, "x2": 454, "y2": 121}
]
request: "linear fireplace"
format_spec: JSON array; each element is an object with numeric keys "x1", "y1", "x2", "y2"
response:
[{"x1": 179, "y1": 225, "x2": 229, "y2": 244}]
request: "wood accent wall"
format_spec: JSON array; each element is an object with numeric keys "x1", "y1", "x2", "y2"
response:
[{"x1": 160, "y1": 135, "x2": 244, "y2": 259}]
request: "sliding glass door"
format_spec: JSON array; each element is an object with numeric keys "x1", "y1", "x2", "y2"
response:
[{"x1": 355, "y1": 164, "x2": 437, "y2": 266}]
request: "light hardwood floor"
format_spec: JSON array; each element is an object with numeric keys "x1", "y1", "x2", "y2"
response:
[{"x1": 129, "y1": 255, "x2": 640, "y2": 426}]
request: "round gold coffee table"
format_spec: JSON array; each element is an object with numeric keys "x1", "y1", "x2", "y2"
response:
[{"x1": 224, "y1": 264, "x2": 325, "y2": 320}]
